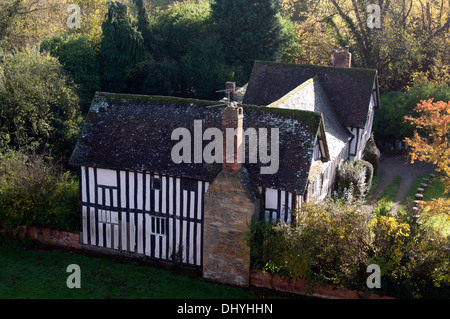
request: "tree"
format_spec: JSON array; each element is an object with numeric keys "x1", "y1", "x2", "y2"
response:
[
  {"x1": 0, "y1": 0, "x2": 109, "y2": 53},
  {"x1": 281, "y1": 0, "x2": 450, "y2": 92},
  {"x1": 68, "y1": 0, "x2": 110, "y2": 51},
  {"x1": 40, "y1": 33, "x2": 101, "y2": 114},
  {"x1": 374, "y1": 82, "x2": 450, "y2": 149},
  {"x1": 211, "y1": 0, "x2": 284, "y2": 83},
  {"x1": 132, "y1": 0, "x2": 154, "y2": 52},
  {"x1": 0, "y1": 47, "x2": 81, "y2": 159},
  {"x1": 131, "y1": 0, "x2": 231, "y2": 98},
  {"x1": 99, "y1": 1, "x2": 146, "y2": 93},
  {"x1": 404, "y1": 99, "x2": 450, "y2": 216}
]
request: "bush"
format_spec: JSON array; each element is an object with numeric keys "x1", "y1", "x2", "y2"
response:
[
  {"x1": 335, "y1": 160, "x2": 373, "y2": 200},
  {"x1": 248, "y1": 199, "x2": 450, "y2": 297},
  {"x1": 370, "y1": 215, "x2": 450, "y2": 298},
  {"x1": 0, "y1": 150, "x2": 79, "y2": 232},
  {"x1": 249, "y1": 199, "x2": 372, "y2": 288},
  {"x1": 363, "y1": 133, "x2": 381, "y2": 174}
]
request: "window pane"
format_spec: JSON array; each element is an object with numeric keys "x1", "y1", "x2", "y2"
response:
[
  {"x1": 152, "y1": 178, "x2": 161, "y2": 190},
  {"x1": 151, "y1": 216, "x2": 156, "y2": 233}
]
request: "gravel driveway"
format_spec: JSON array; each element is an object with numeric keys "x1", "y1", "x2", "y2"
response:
[{"x1": 370, "y1": 153, "x2": 436, "y2": 213}]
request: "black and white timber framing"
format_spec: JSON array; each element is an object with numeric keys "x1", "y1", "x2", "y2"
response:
[
  {"x1": 80, "y1": 166, "x2": 208, "y2": 268},
  {"x1": 79, "y1": 166, "x2": 302, "y2": 267}
]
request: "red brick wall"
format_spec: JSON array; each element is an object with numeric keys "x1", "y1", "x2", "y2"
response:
[
  {"x1": 250, "y1": 269, "x2": 395, "y2": 299},
  {"x1": 0, "y1": 222, "x2": 79, "y2": 249}
]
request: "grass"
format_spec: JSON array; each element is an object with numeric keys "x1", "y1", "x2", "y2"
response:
[
  {"x1": 366, "y1": 168, "x2": 381, "y2": 200},
  {"x1": 0, "y1": 234, "x2": 300, "y2": 299},
  {"x1": 421, "y1": 176, "x2": 450, "y2": 237},
  {"x1": 400, "y1": 173, "x2": 450, "y2": 237},
  {"x1": 422, "y1": 177, "x2": 448, "y2": 201},
  {"x1": 373, "y1": 176, "x2": 402, "y2": 216}
]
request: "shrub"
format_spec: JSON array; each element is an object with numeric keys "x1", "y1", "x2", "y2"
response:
[
  {"x1": 249, "y1": 199, "x2": 372, "y2": 287},
  {"x1": 363, "y1": 133, "x2": 381, "y2": 174},
  {"x1": 335, "y1": 160, "x2": 373, "y2": 200},
  {"x1": 369, "y1": 215, "x2": 450, "y2": 298},
  {"x1": 0, "y1": 150, "x2": 79, "y2": 232},
  {"x1": 249, "y1": 198, "x2": 450, "y2": 297}
]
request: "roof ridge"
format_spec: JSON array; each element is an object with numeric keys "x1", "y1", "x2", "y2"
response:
[{"x1": 253, "y1": 60, "x2": 378, "y2": 74}]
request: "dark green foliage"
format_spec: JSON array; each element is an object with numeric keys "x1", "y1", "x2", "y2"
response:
[
  {"x1": 0, "y1": 150, "x2": 79, "y2": 232},
  {"x1": 40, "y1": 33, "x2": 101, "y2": 114},
  {"x1": 99, "y1": 1, "x2": 146, "y2": 93},
  {"x1": 100, "y1": 0, "x2": 296, "y2": 98},
  {"x1": 179, "y1": 34, "x2": 231, "y2": 98},
  {"x1": 0, "y1": 48, "x2": 81, "y2": 159},
  {"x1": 374, "y1": 82, "x2": 450, "y2": 148},
  {"x1": 363, "y1": 133, "x2": 381, "y2": 174},
  {"x1": 127, "y1": 57, "x2": 181, "y2": 96},
  {"x1": 211, "y1": 0, "x2": 284, "y2": 82},
  {"x1": 132, "y1": 0, "x2": 154, "y2": 52},
  {"x1": 141, "y1": 0, "x2": 230, "y2": 98}
]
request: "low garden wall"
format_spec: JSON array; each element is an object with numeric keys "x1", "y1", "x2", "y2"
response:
[
  {"x1": 0, "y1": 222, "x2": 80, "y2": 249},
  {"x1": 249, "y1": 269, "x2": 395, "y2": 299}
]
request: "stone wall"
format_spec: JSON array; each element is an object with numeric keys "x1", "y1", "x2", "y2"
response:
[{"x1": 202, "y1": 169, "x2": 259, "y2": 287}]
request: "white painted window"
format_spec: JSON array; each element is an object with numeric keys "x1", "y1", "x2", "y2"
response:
[{"x1": 151, "y1": 216, "x2": 166, "y2": 236}]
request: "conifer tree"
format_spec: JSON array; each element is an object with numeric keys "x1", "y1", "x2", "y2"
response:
[
  {"x1": 211, "y1": 0, "x2": 284, "y2": 81},
  {"x1": 99, "y1": 1, "x2": 146, "y2": 93},
  {"x1": 132, "y1": 0, "x2": 154, "y2": 53}
]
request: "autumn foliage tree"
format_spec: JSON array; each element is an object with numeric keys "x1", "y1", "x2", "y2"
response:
[
  {"x1": 404, "y1": 99, "x2": 450, "y2": 216},
  {"x1": 281, "y1": 0, "x2": 450, "y2": 92}
]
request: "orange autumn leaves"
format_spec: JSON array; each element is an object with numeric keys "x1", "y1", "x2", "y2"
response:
[{"x1": 404, "y1": 99, "x2": 450, "y2": 216}]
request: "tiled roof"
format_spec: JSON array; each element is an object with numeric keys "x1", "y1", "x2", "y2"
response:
[
  {"x1": 243, "y1": 61, "x2": 378, "y2": 128},
  {"x1": 268, "y1": 77, "x2": 352, "y2": 161},
  {"x1": 69, "y1": 92, "x2": 323, "y2": 194}
]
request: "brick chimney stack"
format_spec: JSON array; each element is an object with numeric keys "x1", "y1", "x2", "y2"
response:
[
  {"x1": 222, "y1": 104, "x2": 243, "y2": 174},
  {"x1": 225, "y1": 81, "x2": 236, "y2": 101},
  {"x1": 333, "y1": 46, "x2": 352, "y2": 68}
]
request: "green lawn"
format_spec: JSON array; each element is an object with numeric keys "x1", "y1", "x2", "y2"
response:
[
  {"x1": 372, "y1": 176, "x2": 402, "y2": 216},
  {"x1": 401, "y1": 172, "x2": 435, "y2": 206},
  {"x1": 400, "y1": 174, "x2": 450, "y2": 237},
  {"x1": 0, "y1": 234, "x2": 297, "y2": 299},
  {"x1": 421, "y1": 176, "x2": 450, "y2": 237}
]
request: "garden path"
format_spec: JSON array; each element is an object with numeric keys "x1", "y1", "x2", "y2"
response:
[{"x1": 369, "y1": 153, "x2": 435, "y2": 214}]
